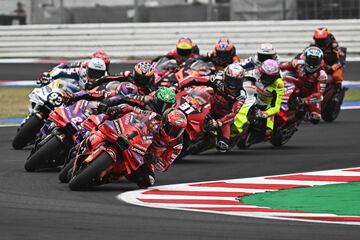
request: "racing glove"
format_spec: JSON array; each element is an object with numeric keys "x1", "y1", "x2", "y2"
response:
[
  {"x1": 61, "y1": 90, "x2": 75, "y2": 105},
  {"x1": 37, "y1": 71, "x2": 52, "y2": 86},
  {"x1": 255, "y1": 109, "x2": 268, "y2": 119},
  {"x1": 204, "y1": 117, "x2": 223, "y2": 132}
]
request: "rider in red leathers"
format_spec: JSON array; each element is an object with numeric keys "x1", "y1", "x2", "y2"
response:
[
  {"x1": 280, "y1": 47, "x2": 328, "y2": 124},
  {"x1": 112, "y1": 108, "x2": 187, "y2": 188},
  {"x1": 199, "y1": 38, "x2": 240, "y2": 71},
  {"x1": 152, "y1": 37, "x2": 200, "y2": 65},
  {"x1": 179, "y1": 63, "x2": 247, "y2": 152}
]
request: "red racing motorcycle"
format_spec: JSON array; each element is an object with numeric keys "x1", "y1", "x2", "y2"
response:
[
  {"x1": 175, "y1": 86, "x2": 214, "y2": 158},
  {"x1": 271, "y1": 76, "x2": 307, "y2": 147},
  {"x1": 66, "y1": 112, "x2": 154, "y2": 191}
]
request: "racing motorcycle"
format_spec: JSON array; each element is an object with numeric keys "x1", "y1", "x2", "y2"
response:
[
  {"x1": 151, "y1": 57, "x2": 179, "y2": 90},
  {"x1": 233, "y1": 82, "x2": 266, "y2": 149},
  {"x1": 321, "y1": 47, "x2": 347, "y2": 122},
  {"x1": 321, "y1": 78, "x2": 347, "y2": 122},
  {"x1": 154, "y1": 59, "x2": 214, "y2": 90},
  {"x1": 175, "y1": 86, "x2": 214, "y2": 158},
  {"x1": 270, "y1": 76, "x2": 306, "y2": 147},
  {"x1": 12, "y1": 79, "x2": 80, "y2": 149},
  {"x1": 65, "y1": 112, "x2": 154, "y2": 191},
  {"x1": 24, "y1": 100, "x2": 105, "y2": 172}
]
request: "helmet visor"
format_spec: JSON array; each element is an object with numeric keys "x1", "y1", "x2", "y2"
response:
[
  {"x1": 154, "y1": 96, "x2": 174, "y2": 114},
  {"x1": 258, "y1": 53, "x2": 275, "y2": 63},
  {"x1": 260, "y1": 74, "x2": 277, "y2": 86},
  {"x1": 224, "y1": 75, "x2": 243, "y2": 91},
  {"x1": 305, "y1": 55, "x2": 321, "y2": 73},
  {"x1": 315, "y1": 38, "x2": 328, "y2": 48},
  {"x1": 163, "y1": 121, "x2": 184, "y2": 138},
  {"x1": 87, "y1": 68, "x2": 105, "y2": 80},
  {"x1": 134, "y1": 71, "x2": 153, "y2": 87},
  {"x1": 177, "y1": 48, "x2": 192, "y2": 57}
]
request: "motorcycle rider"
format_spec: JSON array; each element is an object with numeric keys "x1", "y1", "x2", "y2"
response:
[
  {"x1": 234, "y1": 59, "x2": 285, "y2": 141},
  {"x1": 85, "y1": 61, "x2": 155, "y2": 95},
  {"x1": 61, "y1": 81, "x2": 139, "y2": 106},
  {"x1": 280, "y1": 46, "x2": 327, "y2": 124},
  {"x1": 113, "y1": 108, "x2": 187, "y2": 188},
  {"x1": 178, "y1": 63, "x2": 247, "y2": 152},
  {"x1": 105, "y1": 87, "x2": 177, "y2": 116},
  {"x1": 199, "y1": 38, "x2": 240, "y2": 70},
  {"x1": 38, "y1": 51, "x2": 111, "y2": 86},
  {"x1": 241, "y1": 43, "x2": 279, "y2": 70},
  {"x1": 152, "y1": 37, "x2": 200, "y2": 65},
  {"x1": 310, "y1": 27, "x2": 345, "y2": 89}
]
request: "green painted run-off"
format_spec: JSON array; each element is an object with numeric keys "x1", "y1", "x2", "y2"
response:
[{"x1": 239, "y1": 182, "x2": 360, "y2": 216}]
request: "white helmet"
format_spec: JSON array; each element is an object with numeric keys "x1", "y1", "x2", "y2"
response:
[
  {"x1": 257, "y1": 43, "x2": 277, "y2": 63},
  {"x1": 87, "y1": 57, "x2": 106, "y2": 80},
  {"x1": 224, "y1": 63, "x2": 245, "y2": 92}
]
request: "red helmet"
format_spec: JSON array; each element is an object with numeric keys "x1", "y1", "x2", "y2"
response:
[
  {"x1": 313, "y1": 27, "x2": 330, "y2": 48},
  {"x1": 93, "y1": 50, "x2": 110, "y2": 71},
  {"x1": 160, "y1": 109, "x2": 187, "y2": 141},
  {"x1": 176, "y1": 37, "x2": 193, "y2": 57},
  {"x1": 214, "y1": 38, "x2": 236, "y2": 66}
]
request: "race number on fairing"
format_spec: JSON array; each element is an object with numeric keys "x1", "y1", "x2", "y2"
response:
[{"x1": 178, "y1": 101, "x2": 195, "y2": 114}]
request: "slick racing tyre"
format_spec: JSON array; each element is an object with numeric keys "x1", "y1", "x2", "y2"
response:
[
  {"x1": 69, "y1": 152, "x2": 113, "y2": 191},
  {"x1": 24, "y1": 135, "x2": 63, "y2": 172},
  {"x1": 12, "y1": 114, "x2": 44, "y2": 149}
]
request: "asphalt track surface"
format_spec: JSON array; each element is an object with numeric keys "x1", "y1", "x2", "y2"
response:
[
  {"x1": 1, "y1": 110, "x2": 360, "y2": 239},
  {"x1": 1, "y1": 62, "x2": 360, "y2": 239},
  {"x1": 0, "y1": 61, "x2": 359, "y2": 81}
]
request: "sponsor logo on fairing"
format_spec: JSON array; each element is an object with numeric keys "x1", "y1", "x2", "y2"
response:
[
  {"x1": 131, "y1": 146, "x2": 146, "y2": 155},
  {"x1": 114, "y1": 120, "x2": 122, "y2": 134}
]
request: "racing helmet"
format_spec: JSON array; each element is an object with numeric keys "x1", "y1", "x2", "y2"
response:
[
  {"x1": 153, "y1": 87, "x2": 176, "y2": 114},
  {"x1": 257, "y1": 43, "x2": 277, "y2": 63},
  {"x1": 118, "y1": 82, "x2": 138, "y2": 96},
  {"x1": 224, "y1": 63, "x2": 245, "y2": 94},
  {"x1": 106, "y1": 81, "x2": 139, "y2": 96},
  {"x1": 258, "y1": 59, "x2": 280, "y2": 86},
  {"x1": 133, "y1": 61, "x2": 155, "y2": 87},
  {"x1": 176, "y1": 37, "x2": 193, "y2": 57},
  {"x1": 313, "y1": 27, "x2": 331, "y2": 48},
  {"x1": 304, "y1": 47, "x2": 324, "y2": 74},
  {"x1": 87, "y1": 57, "x2": 106, "y2": 81},
  {"x1": 214, "y1": 38, "x2": 236, "y2": 66},
  {"x1": 93, "y1": 50, "x2": 110, "y2": 72},
  {"x1": 160, "y1": 108, "x2": 187, "y2": 141}
]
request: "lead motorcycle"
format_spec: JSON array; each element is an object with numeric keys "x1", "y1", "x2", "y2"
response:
[
  {"x1": 65, "y1": 112, "x2": 155, "y2": 191},
  {"x1": 12, "y1": 78, "x2": 80, "y2": 149}
]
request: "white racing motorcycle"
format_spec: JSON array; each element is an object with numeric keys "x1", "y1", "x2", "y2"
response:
[{"x1": 12, "y1": 78, "x2": 80, "y2": 149}]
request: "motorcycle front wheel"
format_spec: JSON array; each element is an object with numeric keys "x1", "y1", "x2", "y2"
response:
[
  {"x1": 12, "y1": 114, "x2": 44, "y2": 149},
  {"x1": 24, "y1": 134, "x2": 64, "y2": 172},
  {"x1": 68, "y1": 151, "x2": 114, "y2": 191}
]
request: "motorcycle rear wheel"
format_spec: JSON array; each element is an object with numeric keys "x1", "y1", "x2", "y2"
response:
[
  {"x1": 24, "y1": 135, "x2": 64, "y2": 172},
  {"x1": 321, "y1": 88, "x2": 345, "y2": 122},
  {"x1": 69, "y1": 152, "x2": 113, "y2": 191},
  {"x1": 12, "y1": 114, "x2": 43, "y2": 150}
]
